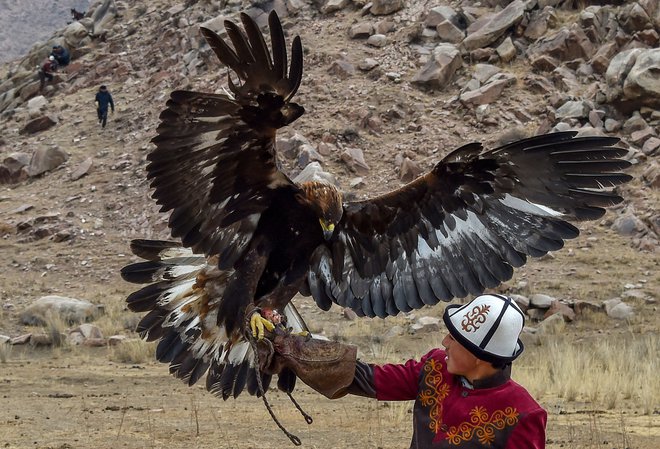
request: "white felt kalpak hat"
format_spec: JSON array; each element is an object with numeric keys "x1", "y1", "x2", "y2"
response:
[{"x1": 443, "y1": 294, "x2": 525, "y2": 364}]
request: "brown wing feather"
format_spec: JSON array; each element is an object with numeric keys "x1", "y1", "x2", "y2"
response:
[
  {"x1": 147, "y1": 11, "x2": 304, "y2": 268},
  {"x1": 305, "y1": 132, "x2": 631, "y2": 318}
]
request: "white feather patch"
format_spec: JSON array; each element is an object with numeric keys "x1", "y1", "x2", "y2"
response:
[
  {"x1": 227, "y1": 341, "x2": 250, "y2": 365},
  {"x1": 499, "y1": 193, "x2": 563, "y2": 217}
]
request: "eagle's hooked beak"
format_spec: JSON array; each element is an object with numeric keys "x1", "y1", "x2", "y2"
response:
[{"x1": 320, "y1": 219, "x2": 335, "y2": 240}]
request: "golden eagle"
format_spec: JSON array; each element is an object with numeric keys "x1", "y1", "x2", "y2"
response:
[{"x1": 121, "y1": 11, "x2": 630, "y2": 406}]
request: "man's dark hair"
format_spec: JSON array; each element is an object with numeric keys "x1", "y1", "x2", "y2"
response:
[{"x1": 491, "y1": 360, "x2": 511, "y2": 370}]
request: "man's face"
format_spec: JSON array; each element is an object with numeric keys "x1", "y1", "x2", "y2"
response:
[{"x1": 442, "y1": 333, "x2": 478, "y2": 376}]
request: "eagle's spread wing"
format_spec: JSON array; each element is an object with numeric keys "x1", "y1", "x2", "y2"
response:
[
  {"x1": 122, "y1": 13, "x2": 307, "y2": 400},
  {"x1": 147, "y1": 12, "x2": 303, "y2": 270},
  {"x1": 306, "y1": 132, "x2": 631, "y2": 317}
]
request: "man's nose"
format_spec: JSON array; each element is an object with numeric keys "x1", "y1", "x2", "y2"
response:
[{"x1": 441, "y1": 333, "x2": 451, "y2": 349}]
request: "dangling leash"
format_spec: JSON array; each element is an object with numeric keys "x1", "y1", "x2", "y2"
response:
[{"x1": 248, "y1": 331, "x2": 312, "y2": 446}]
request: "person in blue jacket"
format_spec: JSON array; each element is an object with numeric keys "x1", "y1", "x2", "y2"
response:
[
  {"x1": 95, "y1": 85, "x2": 115, "y2": 128},
  {"x1": 50, "y1": 45, "x2": 70, "y2": 67}
]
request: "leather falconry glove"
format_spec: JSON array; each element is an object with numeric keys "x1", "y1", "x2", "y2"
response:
[{"x1": 257, "y1": 328, "x2": 358, "y2": 399}]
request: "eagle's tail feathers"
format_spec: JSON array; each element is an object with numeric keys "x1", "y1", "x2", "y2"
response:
[{"x1": 124, "y1": 239, "x2": 303, "y2": 399}]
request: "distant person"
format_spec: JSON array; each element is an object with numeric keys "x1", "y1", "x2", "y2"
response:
[
  {"x1": 95, "y1": 85, "x2": 115, "y2": 128},
  {"x1": 71, "y1": 8, "x2": 85, "y2": 21},
  {"x1": 38, "y1": 56, "x2": 58, "y2": 92},
  {"x1": 50, "y1": 45, "x2": 70, "y2": 67}
]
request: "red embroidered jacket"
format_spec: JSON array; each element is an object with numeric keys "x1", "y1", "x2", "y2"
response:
[{"x1": 370, "y1": 349, "x2": 547, "y2": 449}]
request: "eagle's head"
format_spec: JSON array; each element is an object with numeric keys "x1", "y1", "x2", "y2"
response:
[{"x1": 299, "y1": 181, "x2": 343, "y2": 240}]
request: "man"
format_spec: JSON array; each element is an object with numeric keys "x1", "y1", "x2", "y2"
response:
[
  {"x1": 94, "y1": 85, "x2": 114, "y2": 128},
  {"x1": 50, "y1": 45, "x2": 70, "y2": 67},
  {"x1": 262, "y1": 294, "x2": 547, "y2": 448},
  {"x1": 38, "y1": 56, "x2": 58, "y2": 91}
]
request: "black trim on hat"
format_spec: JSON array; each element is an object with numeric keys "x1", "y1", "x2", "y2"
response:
[
  {"x1": 480, "y1": 295, "x2": 510, "y2": 349},
  {"x1": 443, "y1": 302, "x2": 524, "y2": 365}
]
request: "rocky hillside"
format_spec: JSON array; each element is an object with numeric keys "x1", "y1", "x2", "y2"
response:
[
  {"x1": 0, "y1": 0, "x2": 658, "y2": 336},
  {"x1": 0, "y1": 0, "x2": 91, "y2": 63}
]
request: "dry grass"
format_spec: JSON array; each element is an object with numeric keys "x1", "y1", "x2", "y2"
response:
[
  {"x1": 43, "y1": 312, "x2": 68, "y2": 347},
  {"x1": 92, "y1": 293, "x2": 137, "y2": 337},
  {"x1": 515, "y1": 333, "x2": 659, "y2": 414},
  {"x1": 109, "y1": 338, "x2": 155, "y2": 364},
  {"x1": 0, "y1": 342, "x2": 11, "y2": 363}
]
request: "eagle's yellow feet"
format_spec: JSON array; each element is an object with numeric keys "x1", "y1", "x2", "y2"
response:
[
  {"x1": 294, "y1": 331, "x2": 309, "y2": 337},
  {"x1": 250, "y1": 311, "x2": 276, "y2": 340}
]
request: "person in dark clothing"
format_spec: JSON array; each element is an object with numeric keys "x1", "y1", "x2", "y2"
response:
[
  {"x1": 261, "y1": 294, "x2": 547, "y2": 449},
  {"x1": 38, "y1": 56, "x2": 58, "y2": 91},
  {"x1": 50, "y1": 45, "x2": 70, "y2": 67},
  {"x1": 71, "y1": 8, "x2": 85, "y2": 21},
  {"x1": 95, "y1": 85, "x2": 115, "y2": 128}
]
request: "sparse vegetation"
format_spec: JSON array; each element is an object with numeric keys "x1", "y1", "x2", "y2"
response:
[
  {"x1": 43, "y1": 311, "x2": 68, "y2": 347},
  {"x1": 515, "y1": 334, "x2": 660, "y2": 415},
  {"x1": 0, "y1": 342, "x2": 11, "y2": 363},
  {"x1": 108, "y1": 338, "x2": 155, "y2": 364}
]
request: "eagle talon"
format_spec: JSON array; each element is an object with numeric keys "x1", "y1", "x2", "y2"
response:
[{"x1": 250, "y1": 311, "x2": 276, "y2": 340}]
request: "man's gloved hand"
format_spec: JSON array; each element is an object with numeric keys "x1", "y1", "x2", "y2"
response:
[{"x1": 256, "y1": 328, "x2": 358, "y2": 399}]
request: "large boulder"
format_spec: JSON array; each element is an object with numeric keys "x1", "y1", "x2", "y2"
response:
[
  {"x1": 19, "y1": 296, "x2": 100, "y2": 326},
  {"x1": 622, "y1": 48, "x2": 660, "y2": 108},
  {"x1": 28, "y1": 146, "x2": 69, "y2": 177},
  {"x1": 606, "y1": 48, "x2": 660, "y2": 112},
  {"x1": 370, "y1": 0, "x2": 405, "y2": 16},
  {"x1": 462, "y1": 1, "x2": 525, "y2": 51},
  {"x1": 91, "y1": 0, "x2": 119, "y2": 37},
  {"x1": 19, "y1": 115, "x2": 58, "y2": 135},
  {"x1": 411, "y1": 44, "x2": 462, "y2": 89},
  {"x1": 0, "y1": 152, "x2": 30, "y2": 184},
  {"x1": 63, "y1": 21, "x2": 91, "y2": 48}
]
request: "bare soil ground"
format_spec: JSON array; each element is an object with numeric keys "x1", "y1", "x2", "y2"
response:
[
  {"x1": 1, "y1": 3, "x2": 659, "y2": 448},
  {"x1": 1, "y1": 335, "x2": 658, "y2": 449}
]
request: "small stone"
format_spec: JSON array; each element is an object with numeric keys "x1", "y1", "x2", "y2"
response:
[
  {"x1": 588, "y1": 110, "x2": 603, "y2": 128},
  {"x1": 573, "y1": 300, "x2": 604, "y2": 316},
  {"x1": 530, "y1": 293, "x2": 555, "y2": 309},
  {"x1": 321, "y1": 0, "x2": 348, "y2": 14},
  {"x1": 604, "y1": 118, "x2": 621, "y2": 133},
  {"x1": 108, "y1": 335, "x2": 127, "y2": 346},
  {"x1": 435, "y1": 20, "x2": 464, "y2": 44},
  {"x1": 399, "y1": 158, "x2": 423, "y2": 183},
  {"x1": 642, "y1": 137, "x2": 660, "y2": 155},
  {"x1": 359, "y1": 58, "x2": 379, "y2": 71},
  {"x1": 9, "y1": 334, "x2": 32, "y2": 345},
  {"x1": 555, "y1": 100, "x2": 590, "y2": 119},
  {"x1": 605, "y1": 300, "x2": 634, "y2": 320},
  {"x1": 370, "y1": 0, "x2": 405, "y2": 16},
  {"x1": 30, "y1": 333, "x2": 54, "y2": 347},
  {"x1": 343, "y1": 307, "x2": 358, "y2": 321},
  {"x1": 328, "y1": 59, "x2": 356, "y2": 78},
  {"x1": 630, "y1": 128, "x2": 655, "y2": 146},
  {"x1": 367, "y1": 34, "x2": 387, "y2": 47},
  {"x1": 383, "y1": 325, "x2": 405, "y2": 340},
  {"x1": 349, "y1": 22, "x2": 374, "y2": 39},
  {"x1": 70, "y1": 157, "x2": 93, "y2": 181},
  {"x1": 543, "y1": 300, "x2": 575, "y2": 322},
  {"x1": 537, "y1": 313, "x2": 565, "y2": 335},
  {"x1": 496, "y1": 37, "x2": 516, "y2": 63}
]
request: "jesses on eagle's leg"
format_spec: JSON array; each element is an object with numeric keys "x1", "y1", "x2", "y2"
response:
[{"x1": 250, "y1": 309, "x2": 279, "y2": 340}]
